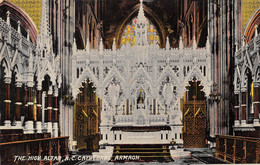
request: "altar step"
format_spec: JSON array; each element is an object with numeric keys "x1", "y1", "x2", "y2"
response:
[{"x1": 109, "y1": 144, "x2": 173, "y2": 162}]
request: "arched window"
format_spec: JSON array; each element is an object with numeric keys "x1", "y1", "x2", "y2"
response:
[{"x1": 121, "y1": 17, "x2": 160, "y2": 47}]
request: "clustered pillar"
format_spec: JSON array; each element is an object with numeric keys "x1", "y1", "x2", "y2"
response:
[
  {"x1": 4, "y1": 77, "x2": 11, "y2": 127},
  {"x1": 25, "y1": 83, "x2": 34, "y2": 133},
  {"x1": 241, "y1": 88, "x2": 247, "y2": 125},
  {"x1": 15, "y1": 82, "x2": 22, "y2": 128},
  {"x1": 36, "y1": 86, "x2": 42, "y2": 133},
  {"x1": 234, "y1": 92, "x2": 239, "y2": 126},
  {"x1": 253, "y1": 82, "x2": 260, "y2": 125},
  {"x1": 53, "y1": 88, "x2": 59, "y2": 137},
  {"x1": 46, "y1": 86, "x2": 53, "y2": 134}
]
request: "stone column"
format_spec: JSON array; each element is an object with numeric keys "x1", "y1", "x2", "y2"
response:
[
  {"x1": 15, "y1": 82, "x2": 22, "y2": 128},
  {"x1": 234, "y1": 92, "x2": 239, "y2": 126},
  {"x1": 126, "y1": 99, "x2": 129, "y2": 115},
  {"x1": 53, "y1": 87, "x2": 58, "y2": 137},
  {"x1": 46, "y1": 86, "x2": 53, "y2": 134},
  {"x1": 36, "y1": 85, "x2": 42, "y2": 133},
  {"x1": 253, "y1": 82, "x2": 260, "y2": 125},
  {"x1": 25, "y1": 82, "x2": 34, "y2": 133},
  {"x1": 4, "y1": 77, "x2": 11, "y2": 127},
  {"x1": 241, "y1": 88, "x2": 247, "y2": 125},
  {"x1": 153, "y1": 99, "x2": 156, "y2": 115}
]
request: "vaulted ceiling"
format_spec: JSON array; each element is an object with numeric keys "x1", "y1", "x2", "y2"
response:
[
  {"x1": 102, "y1": 0, "x2": 179, "y2": 46},
  {"x1": 75, "y1": 0, "x2": 207, "y2": 48}
]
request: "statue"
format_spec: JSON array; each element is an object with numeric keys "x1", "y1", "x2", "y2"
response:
[
  {"x1": 163, "y1": 83, "x2": 173, "y2": 106},
  {"x1": 108, "y1": 82, "x2": 120, "y2": 108},
  {"x1": 137, "y1": 89, "x2": 145, "y2": 104}
]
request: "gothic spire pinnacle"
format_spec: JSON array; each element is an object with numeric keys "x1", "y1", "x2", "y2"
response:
[
  {"x1": 166, "y1": 37, "x2": 170, "y2": 50},
  {"x1": 192, "y1": 37, "x2": 197, "y2": 50},
  {"x1": 179, "y1": 35, "x2": 183, "y2": 50},
  {"x1": 137, "y1": 0, "x2": 146, "y2": 25},
  {"x1": 255, "y1": 25, "x2": 258, "y2": 38},
  {"x1": 113, "y1": 37, "x2": 117, "y2": 51},
  {"x1": 6, "y1": 11, "x2": 10, "y2": 25},
  {"x1": 135, "y1": 0, "x2": 148, "y2": 47},
  {"x1": 73, "y1": 38, "x2": 77, "y2": 54},
  {"x1": 86, "y1": 39, "x2": 90, "y2": 53},
  {"x1": 17, "y1": 21, "x2": 21, "y2": 34},
  {"x1": 40, "y1": 0, "x2": 51, "y2": 41},
  {"x1": 99, "y1": 38, "x2": 104, "y2": 54},
  {"x1": 206, "y1": 36, "x2": 210, "y2": 52}
]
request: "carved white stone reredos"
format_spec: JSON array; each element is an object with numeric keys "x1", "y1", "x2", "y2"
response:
[
  {"x1": 69, "y1": 1, "x2": 213, "y2": 146},
  {"x1": 71, "y1": 37, "x2": 212, "y2": 129},
  {"x1": 234, "y1": 32, "x2": 260, "y2": 90},
  {"x1": 71, "y1": 1, "x2": 212, "y2": 137},
  {"x1": 72, "y1": 46, "x2": 212, "y2": 100}
]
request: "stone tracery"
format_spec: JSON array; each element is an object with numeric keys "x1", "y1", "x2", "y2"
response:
[{"x1": 71, "y1": 1, "x2": 212, "y2": 145}]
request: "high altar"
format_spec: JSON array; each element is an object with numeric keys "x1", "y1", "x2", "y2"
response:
[{"x1": 71, "y1": 0, "x2": 212, "y2": 146}]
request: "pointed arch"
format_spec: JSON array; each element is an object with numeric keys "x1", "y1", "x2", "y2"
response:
[
  {"x1": 130, "y1": 67, "x2": 153, "y2": 85},
  {"x1": 244, "y1": 8, "x2": 260, "y2": 43},
  {"x1": 130, "y1": 76, "x2": 154, "y2": 98},
  {"x1": 0, "y1": 43, "x2": 12, "y2": 66},
  {"x1": 0, "y1": 1, "x2": 38, "y2": 44},
  {"x1": 12, "y1": 64, "x2": 22, "y2": 82},
  {"x1": 254, "y1": 66, "x2": 260, "y2": 82},
  {"x1": 36, "y1": 61, "x2": 56, "y2": 87},
  {"x1": 10, "y1": 49, "x2": 18, "y2": 68},
  {"x1": 234, "y1": 67, "x2": 241, "y2": 92},
  {"x1": 114, "y1": 3, "x2": 167, "y2": 49},
  {"x1": 156, "y1": 66, "x2": 181, "y2": 87},
  {"x1": 241, "y1": 67, "x2": 252, "y2": 88},
  {"x1": 252, "y1": 55, "x2": 260, "y2": 82},
  {"x1": 103, "y1": 67, "x2": 126, "y2": 89},
  {"x1": 75, "y1": 24, "x2": 85, "y2": 50},
  {"x1": 1, "y1": 57, "x2": 11, "y2": 78},
  {"x1": 71, "y1": 66, "x2": 99, "y2": 100},
  {"x1": 184, "y1": 66, "x2": 211, "y2": 96}
]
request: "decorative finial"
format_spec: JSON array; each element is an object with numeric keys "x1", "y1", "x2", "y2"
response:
[
  {"x1": 6, "y1": 11, "x2": 10, "y2": 25},
  {"x1": 27, "y1": 29, "x2": 30, "y2": 41},
  {"x1": 137, "y1": 0, "x2": 145, "y2": 22},
  {"x1": 179, "y1": 35, "x2": 183, "y2": 50},
  {"x1": 99, "y1": 38, "x2": 104, "y2": 54},
  {"x1": 113, "y1": 37, "x2": 116, "y2": 51},
  {"x1": 235, "y1": 42, "x2": 239, "y2": 52},
  {"x1": 73, "y1": 38, "x2": 77, "y2": 54},
  {"x1": 17, "y1": 21, "x2": 21, "y2": 34},
  {"x1": 192, "y1": 37, "x2": 197, "y2": 50},
  {"x1": 86, "y1": 39, "x2": 90, "y2": 53},
  {"x1": 166, "y1": 37, "x2": 170, "y2": 50},
  {"x1": 242, "y1": 36, "x2": 246, "y2": 47},
  {"x1": 206, "y1": 36, "x2": 210, "y2": 52},
  {"x1": 255, "y1": 25, "x2": 258, "y2": 38}
]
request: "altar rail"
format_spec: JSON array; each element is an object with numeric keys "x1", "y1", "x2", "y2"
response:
[
  {"x1": 0, "y1": 133, "x2": 51, "y2": 143},
  {"x1": 0, "y1": 136, "x2": 69, "y2": 165},
  {"x1": 216, "y1": 135, "x2": 260, "y2": 164}
]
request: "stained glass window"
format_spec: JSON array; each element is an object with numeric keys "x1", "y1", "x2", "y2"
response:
[{"x1": 121, "y1": 18, "x2": 160, "y2": 47}]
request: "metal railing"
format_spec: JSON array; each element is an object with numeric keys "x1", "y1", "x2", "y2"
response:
[
  {"x1": 216, "y1": 135, "x2": 260, "y2": 164},
  {"x1": 0, "y1": 136, "x2": 69, "y2": 165}
]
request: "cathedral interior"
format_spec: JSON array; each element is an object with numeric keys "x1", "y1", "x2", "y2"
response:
[{"x1": 0, "y1": 0, "x2": 260, "y2": 164}]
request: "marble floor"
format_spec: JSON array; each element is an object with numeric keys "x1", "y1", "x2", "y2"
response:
[{"x1": 59, "y1": 148, "x2": 227, "y2": 165}]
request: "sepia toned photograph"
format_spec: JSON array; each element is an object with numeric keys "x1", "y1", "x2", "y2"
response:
[{"x1": 0, "y1": 0, "x2": 259, "y2": 164}]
